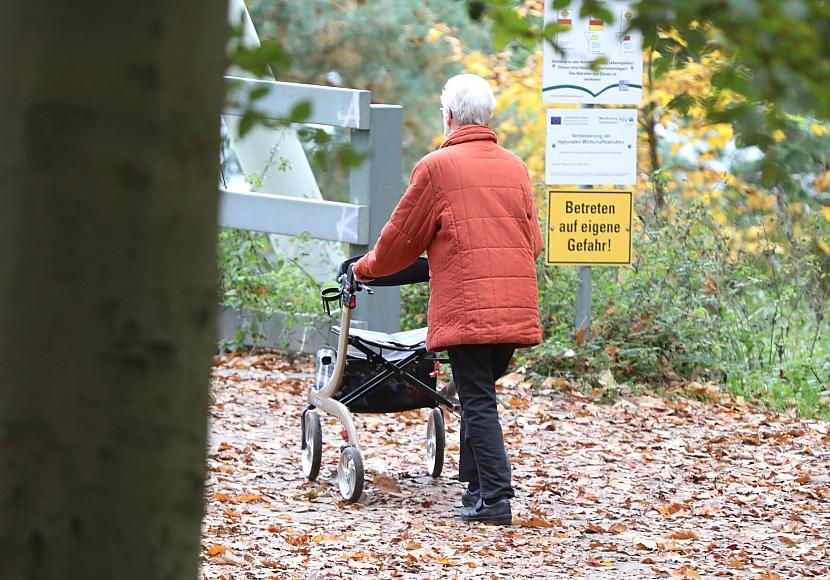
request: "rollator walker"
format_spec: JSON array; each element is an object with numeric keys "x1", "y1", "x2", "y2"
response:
[{"x1": 301, "y1": 257, "x2": 459, "y2": 502}]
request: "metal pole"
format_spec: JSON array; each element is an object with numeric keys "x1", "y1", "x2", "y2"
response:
[
  {"x1": 348, "y1": 104, "x2": 403, "y2": 333},
  {"x1": 574, "y1": 100, "x2": 594, "y2": 343},
  {"x1": 575, "y1": 265, "x2": 591, "y2": 341}
]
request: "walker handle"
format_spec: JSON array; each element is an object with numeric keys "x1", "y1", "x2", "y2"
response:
[{"x1": 346, "y1": 263, "x2": 365, "y2": 292}]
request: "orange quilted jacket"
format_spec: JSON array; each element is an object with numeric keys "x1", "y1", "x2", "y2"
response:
[{"x1": 353, "y1": 124, "x2": 543, "y2": 351}]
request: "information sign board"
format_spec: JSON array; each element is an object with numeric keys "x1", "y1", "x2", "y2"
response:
[
  {"x1": 542, "y1": 0, "x2": 643, "y2": 105},
  {"x1": 545, "y1": 108, "x2": 637, "y2": 185},
  {"x1": 546, "y1": 190, "x2": 632, "y2": 265}
]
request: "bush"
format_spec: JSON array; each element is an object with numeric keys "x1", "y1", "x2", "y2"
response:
[
  {"x1": 526, "y1": 198, "x2": 830, "y2": 418},
  {"x1": 217, "y1": 228, "x2": 324, "y2": 351}
]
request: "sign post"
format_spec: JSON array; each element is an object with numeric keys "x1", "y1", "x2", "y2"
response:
[{"x1": 542, "y1": 0, "x2": 643, "y2": 344}]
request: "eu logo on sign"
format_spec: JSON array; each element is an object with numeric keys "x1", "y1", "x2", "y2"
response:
[{"x1": 551, "y1": 117, "x2": 562, "y2": 125}]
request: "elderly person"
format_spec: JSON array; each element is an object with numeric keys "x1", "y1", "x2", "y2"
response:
[{"x1": 353, "y1": 73, "x2": 542, "y2": 525}]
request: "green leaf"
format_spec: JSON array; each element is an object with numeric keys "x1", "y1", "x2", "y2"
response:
[
  {"x1": 580, "y1": 0, "x2": 614, "y2": 24},
  {"x1": 230, "y1": 40, "x2": 291, "y2": 78},
  {"x1": 684, "y1": 27, "x2": 709, "y2": 61},
  {"x1": 493, "y1": 24, "x2": 513, "y2": 51},
  {"x1": 335, "y1": 144, "x2": 369, "y2": 169},
  {"x1": 248, "y1": 86, "x2": 270, "y2": 102},
  {"x1": 238, "y1": 109, "x2": 265, "y2": 138},
  {"x1": 589, "y1": 56, "x2": 608, "y2": 72},
  {"x1": 667, "y1": 94, "x2": 695, "y2": 115},
  {"x1": 289, "y1": 100, "x2": 312, "y2": 123},
  {"x1": 258, "y1": 40, "x2": 291, "y2": 70}
]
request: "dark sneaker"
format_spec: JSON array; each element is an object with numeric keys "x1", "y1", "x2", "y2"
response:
[
  {"x1": 461, "y1": 488, "x2": 481, "y2": 508},
  {"x1": 460, "y1": 498, "x2": 512, "y2": 525}
]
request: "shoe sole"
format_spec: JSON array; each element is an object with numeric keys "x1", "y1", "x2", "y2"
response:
[{"x1": 461, "y1": 514, "x2": 513, "y2": 525}]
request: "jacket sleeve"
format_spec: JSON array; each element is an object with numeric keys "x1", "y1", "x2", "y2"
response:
[{"x1": 353, "y1": 160, "x2": 437, "y2": 279}]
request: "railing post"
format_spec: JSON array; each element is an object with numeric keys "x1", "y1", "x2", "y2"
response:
[{"x1": 349, "y1": 104, "x2": 403, "y2": 333}]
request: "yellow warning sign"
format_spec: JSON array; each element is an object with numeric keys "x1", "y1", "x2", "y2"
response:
[{"x1": 546, "y1": 190, "x2": 632, "y2": 265}]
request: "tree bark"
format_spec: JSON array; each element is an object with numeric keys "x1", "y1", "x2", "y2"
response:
[
  {"x1": 644, "y1": 109, "x2": 665, "y2": 211},
  {"x1": 0, "y1": 1, "x2": 227, "y2": 578},
  {"x1": 642, "y1": 47, "x2": 665, "y2": 213}
]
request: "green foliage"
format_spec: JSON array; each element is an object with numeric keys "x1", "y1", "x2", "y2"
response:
[
  {"x1": 400, "y1": 283, "x2": 431, "y2": 331},
  {"x1": 246, "y1": 0, "x2": 492, "y2": 190},
  {"x1": 217, "y1": 228, "x2": 324, "y2": 351},
  {"x1": 635, "y1": 0, "x2": 830, "y2": 120},
  {"x1": 526, "y1": 198, "x2": 830, "y2": 418},
  {"x1": 468, "y1": 0, "x2": 830, "y2": 175},
  {"x1": 225, "y1": 11, "x2": 365, "y2": 169},
  {"x1": 734, "y1": 116, "x2": 830, "y2": 205}
]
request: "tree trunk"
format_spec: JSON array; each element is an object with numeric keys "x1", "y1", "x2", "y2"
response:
[
  {"x1": 645, "y1": 108, "x2": 665, "y2": 211},
  {"x1": 641, "y1": 42, "x2": 665, "y2": 214},
  {"x1": 0, "y1": 1, "x2": 227, "y2": 578}
]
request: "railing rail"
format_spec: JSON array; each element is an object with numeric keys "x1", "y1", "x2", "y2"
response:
[{"x1": 224, "y1": 76, "x2": 371, "y2": 129}]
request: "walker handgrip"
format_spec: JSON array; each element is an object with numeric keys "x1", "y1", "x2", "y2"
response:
[{"x1": 346, "y1": 263, "x2": 364, "y2": 292}]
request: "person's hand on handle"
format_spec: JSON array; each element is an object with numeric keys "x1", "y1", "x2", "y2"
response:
[{"x1": 350, "y1": 262, "x2": 374, "y2": 285}]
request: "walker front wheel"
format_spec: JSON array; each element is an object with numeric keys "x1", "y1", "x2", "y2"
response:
[
  {"x1": 426, "y1": 408, "x2": 445, "y2": 478},
  {"x1": 337, "y1": 445, "x2": 364, "y2": 503},
  {"x1": 301, "y1": 410, "x2": 322, "y2": 481}
]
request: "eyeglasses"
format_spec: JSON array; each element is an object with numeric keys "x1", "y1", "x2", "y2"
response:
[{"x1": 440, "y1": 107, "x2": 450, "y2": 122}]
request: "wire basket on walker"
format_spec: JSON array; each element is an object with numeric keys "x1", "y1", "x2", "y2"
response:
[{"x1": 301, "y1": 256, "x2": 459, "y2": 503}]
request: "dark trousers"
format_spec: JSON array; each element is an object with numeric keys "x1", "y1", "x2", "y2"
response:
[{"x1": 447, "y1": 343, "x2": 516, "y2": 502}]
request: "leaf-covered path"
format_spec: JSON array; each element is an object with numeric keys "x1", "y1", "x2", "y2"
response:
[{"x1": 201, "y1": 352, "x2": 829, "y2": 579}]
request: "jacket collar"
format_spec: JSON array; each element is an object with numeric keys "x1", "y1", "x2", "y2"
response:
[{"x1": 440, "y1": 124, "x2": 498, "y2": 148}]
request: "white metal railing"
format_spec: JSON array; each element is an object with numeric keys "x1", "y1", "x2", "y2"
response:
[{"x1": 220, "y1": 76, "x2": 404, "y2": 334}]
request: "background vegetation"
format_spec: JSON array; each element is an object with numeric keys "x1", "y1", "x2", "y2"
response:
[{"x1": 219, "y1": 0, "x2": 830, "y2": 418}]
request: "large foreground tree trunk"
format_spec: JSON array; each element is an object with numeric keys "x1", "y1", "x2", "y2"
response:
[{"x1": 0, "y1": 1, "x2": 227, "y2": 578}]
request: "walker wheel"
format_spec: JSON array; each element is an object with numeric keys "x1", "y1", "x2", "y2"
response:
[
  {"x1": 337, "y1": 445, "x2": 364, "y2": 503},
  {"x1": 301, "y1": 410, "x2": 322, "y2": 481},
  {"x1": 426, "y1": 407, "x2": 445, "y2": 478}
]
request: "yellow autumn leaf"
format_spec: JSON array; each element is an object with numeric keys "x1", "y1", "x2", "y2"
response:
[
  {"x1": 810, "y1": 121, "x2": 827, "y2": 136},
  {"x1": 426, "y1": 26, "x2": 444, "y2": 43},
  {"x1": 711, "y1": 207, "x2": 727, "y2": 225}
]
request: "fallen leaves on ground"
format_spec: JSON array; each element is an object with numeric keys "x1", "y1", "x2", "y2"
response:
[{"x1": 201, "y1": 351, "x2": 830, "y2": 578}]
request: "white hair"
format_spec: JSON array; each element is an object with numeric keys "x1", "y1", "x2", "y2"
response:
[{"x1": 440, "y1": 74, "x2": 496, "y2": 126}]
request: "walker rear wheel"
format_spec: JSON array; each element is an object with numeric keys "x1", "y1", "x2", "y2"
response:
[
  {"x1": 337, "y1": 445, "x2": 364, "y2": 503},
  {"x1": 301, "y1": 410, "x2": 322, "y2": 481},
  {"x1": 426, "y1": 408, "x2": 445, "y2": 478}
]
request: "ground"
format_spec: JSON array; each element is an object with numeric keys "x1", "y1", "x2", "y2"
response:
[{"x1": 201, "y1": 352, "x2": 829, "y2": 579}]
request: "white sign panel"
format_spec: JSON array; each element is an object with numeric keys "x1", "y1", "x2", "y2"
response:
[
  {"x1": 545, "y1": 108, "x2": 637, "y2": 185},
  {"x1": 543, "y1": 0, "x2": 643, "y2": 105}
]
